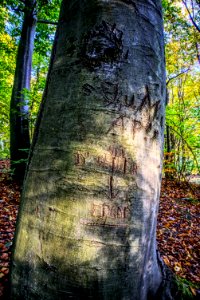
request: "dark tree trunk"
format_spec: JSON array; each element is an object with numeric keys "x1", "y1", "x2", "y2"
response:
[
  {"x1": 165, "y1": 125, "x2": 172, "y2": 179},
  {"x1": 166, "y1": 125, "x2": 171, "y2": 154},
  {"x1": 164, "y1": 125, "x2": 176, "y2": 179},
  {"x1": 10, "y1": 1, "x2": 175, "y2": 299},
  {"x1": 10, "y1": 0, "x2": 37, "y2": 184}
]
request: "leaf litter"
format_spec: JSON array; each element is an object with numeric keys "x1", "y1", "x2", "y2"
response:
[
  {"x1": 0, "y1": 160, "x2": 199, "y2": 298},
  {"x1": 157, "y1": 178, "x2": 200, "y2": 297}
]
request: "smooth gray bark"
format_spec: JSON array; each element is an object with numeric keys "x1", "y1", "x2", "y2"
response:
[
  {"x1": 11, "y1": 0, "x2": 167, "y2": 299},
  {"x1": 10, "y1": 0, "x2": 37, "y2": 183}
]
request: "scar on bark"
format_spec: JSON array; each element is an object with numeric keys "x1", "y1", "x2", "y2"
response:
[
  {"x1": 82, "y1": 83, "x2": 95, "y2": 95},
  {"x1": 123, "y1": 157, "x2": 127, "y2": 174},
  {"x1": 152, "y1": 100, "x2": 161, "y2": 120},
  {"x1": 137, "y1": 85, "x2": 161, "y2": 116},
  {"x1": 109, "y1": 157, "x2": 118, "y2": 200},
  {"x1": 132, "y1": 119, "x2": 142, "y2": 136},
  {"x1": 91, "y1": 203, "x2": 131, "y2": 219},
  {"x1": 107, "y1": 115, "x2": 125, "y2": 134},
  {"x1": 160, "y1": 116, "x2": 164, "y2": 128},
  {"x1": 137, "y1": 85, "x2": 151, "y2": 111},
  {"x1": 145, "y1": 122, "x2": 152, "y2": 133},
  {"x1": 132, "y1": 161, "x2": 137, "y2": 175},
  {"x1": 101, "y1": 83, "x2": 136, "y2": 109},
  {"x1": 152, "y1": 130, "x2": 159, "y2": 140},
  {"x1": 101, "y1": 82, "x2": 121, "y2": 107},
  {"x1": 79, "y1": 21, "x2": 124, "y2": 69},
  {"x1": 74, "y1": 152, "x2": 87, "y2": 166}
]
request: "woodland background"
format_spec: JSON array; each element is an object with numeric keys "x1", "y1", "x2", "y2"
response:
[
  {"x1": 0, "y1": 0, "x2": 199, "y2": 180},
  {"x1": 0, "y1": 0, "x2": 199, "y2": 299}
]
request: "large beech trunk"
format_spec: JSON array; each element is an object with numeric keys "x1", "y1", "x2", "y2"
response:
[
  {"x1": 10, "y1": 0, "x2": 36, "y2": 184},
  {"x1": 10, "y1": 0, "x2": 168, "y2": 299}
]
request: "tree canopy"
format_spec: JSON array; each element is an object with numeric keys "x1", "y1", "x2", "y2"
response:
[{"x1": 0, "y1": 0, "x2": 199, "y2": 176}]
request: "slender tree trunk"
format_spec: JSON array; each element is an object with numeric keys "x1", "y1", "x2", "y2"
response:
[
  {"x1": 10, "y1": 0, "x2": 37, "y2": 184},
  {"x1": 166, "y1": 125, "x2": 171, "y2": 154},
  {"x1": 165, "y1": 125, "x2": 175, "y2": 179},
  {"x1": 10, "y1": 1, "x2": 173, "y2": 299}
]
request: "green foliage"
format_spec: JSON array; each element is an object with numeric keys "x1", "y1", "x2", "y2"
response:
[
  {"x1": 0, "y1": 0, "x2": 61, "y2": 158},
  {"x1": 166, "y1": 74, "x2": 200, "y2": 180},
  {"x1": 0, "y1": 7, "x2": 16, "y2": 158},
  {"x1": 29, "y1": 53, "x2": 49, "y2": 137},
  {"x1": 163, "y1": 0, "x2": 200, "y2": 74},
  {"x1": 0, "y1": 0, "x2": 199, "y2": 184},
  {"x1": 163, "y1": 0, "x2": 200, "y2": 180},
  {"x1": 30, "y1": 0, "x2": 61, "y2": 137},
  {"x1": 164, "y1": 72, "x2": 200, "y2": 179},
  {"x1": 175, "y1": 276, "x2": 199, "y2": 300}
]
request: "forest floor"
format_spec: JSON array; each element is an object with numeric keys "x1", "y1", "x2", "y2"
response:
[{"x1": 0, "y1": 160, "x2": 199, "y2": 299}]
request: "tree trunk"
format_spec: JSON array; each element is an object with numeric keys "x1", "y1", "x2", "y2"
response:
[
  {"x1": 10, "y1": 0, "x2": 37, "y2": 184},
  {"x1": 10, "y1": 0, "x2": 170, "y2": 299},
  {"x1": 165, "y1": 125, "x2": 175, "y2": 179}
]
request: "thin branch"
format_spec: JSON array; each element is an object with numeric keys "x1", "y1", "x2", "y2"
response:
[
  {"x1": 195, "y1": 42, "x2": 200, "y2": 64},
  {"x1": 12, "y1": 6, "x2": 24, "y2": 13},
  {"x1": 168, "y1": 125, "x2": 200, "y2": 171},
  {"x1": 196, "y1": 0, "x2": 200, "y2": 8},
  {"x1": 166, "y1": 68, "x2": 190, "y2": 85},
  {"x1": 37, "y1": 19, "x2": 58, "y2": 26},
  {"x1": 182, "y1": 0, "x2": 200, "y2": 33}
]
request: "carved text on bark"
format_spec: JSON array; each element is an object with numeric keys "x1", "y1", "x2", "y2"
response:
[
  {"x1": 91, "y1": 203, "x2": 131, "y2": 219},
  {"x1": 80, "y1": 202, "x2": 131, "y2": 228},
  {"x1": 74, "y1": 147, "x2": 137, "y2": 176},
  {"x1": 82, "y1": 82, "x2": 163, "y2": 140}
]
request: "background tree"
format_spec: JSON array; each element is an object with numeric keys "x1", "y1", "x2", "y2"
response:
[
  {"x1": 166, "y1": 72, "x2": 200, "y2": 180},
  {"x1": 0, "y1": 7, "x2": 16, "y2": 158},
  {"x1": 10, "y1": 0, "x2": 174, "y2": 299},
  {"x1": 1, "y1": 0, "x2": 60, "y2": 184},
  {"x1": 9, "y1": 0, "x2": 37, "y2": 184},
  {"x1": 162, "y1": 0, "x2": 200, "y2": 179}
]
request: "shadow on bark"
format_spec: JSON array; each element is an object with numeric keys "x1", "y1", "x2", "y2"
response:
[
  {"x1": 9, "y1": 110, "x2": 170, "y2": 299},
  {"x1": 9, "y1": 164, "x2": 153, "y2": 299},
  {"x1": 10, "y1": 232, "x2": 180, "y2": 299}
]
